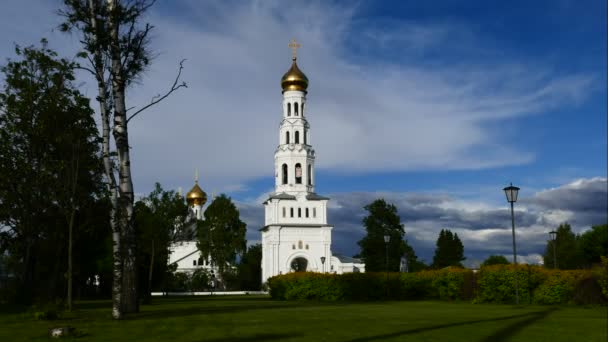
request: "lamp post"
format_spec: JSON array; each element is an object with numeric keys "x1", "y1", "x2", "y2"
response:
[
  {"x1": 320, "y1": 256, "x2": 326, "y2": 273},
  {"x1": 384, "y1": 234, "x2": 390, "y2": 298},
  {"x1": 503, "y1": 183, "x2": 520, "y2": 305},
  {"x1": 549, "y1": 230, "x2": 557, "y2": 269}
]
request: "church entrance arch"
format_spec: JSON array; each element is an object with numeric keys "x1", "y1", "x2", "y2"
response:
[{"x1": 290, "y1": 257, "x2": 308, "y2": 272}]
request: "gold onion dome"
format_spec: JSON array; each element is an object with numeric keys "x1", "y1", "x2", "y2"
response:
[
  {"x1": 281, "y1": 57, "x2": 308, "y2": 93},
  {"x1": 186, "y1": 182, "x2": 207, "y2": 206}
]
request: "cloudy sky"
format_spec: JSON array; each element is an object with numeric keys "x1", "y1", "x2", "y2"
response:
[{"x1": 1, "y1": 0, "x2": 606, "y2": 265}]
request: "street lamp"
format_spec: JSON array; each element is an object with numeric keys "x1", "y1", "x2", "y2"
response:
[
  {"x1": 320, "y1": 256, "x2": 326, "y2": 273},
  {"x1": 503, "y1": 183, "x2": 520, "y2": 305},
  {"x1": 384, "y1": 235, "x2": 390, "y2": 272},
  {"x1": 384, "y1": 234, "x2": 390, "y2": 298},
  {"x1": 549, "y1": 230, "x2": 557, "y2": 269}
]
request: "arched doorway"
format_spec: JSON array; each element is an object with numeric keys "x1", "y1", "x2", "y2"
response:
[{"x1": 290, "y1": 257, "x2": 308, "y2": 272}]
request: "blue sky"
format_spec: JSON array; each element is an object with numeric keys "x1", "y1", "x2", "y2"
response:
[{"x1": 0, "y1": 0, "x2": 606, "y2": 265}]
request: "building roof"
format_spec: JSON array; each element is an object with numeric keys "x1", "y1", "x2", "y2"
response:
[
  {"x1": 306, "y1": 193, "x2": 330, "y2": 201},
  {"x1": 259, "y1": 223, "x2": 333, "y2": 231},
  {"x1": 333, "y1": 254, "x2": 363, "y2": 264},
  {"x1": 263, "y1": 192, "x2": 297, "y2": 204}
]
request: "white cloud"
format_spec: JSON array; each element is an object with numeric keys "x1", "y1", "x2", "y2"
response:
[{"x1": 0, "y1": 1, "x2": 594, "y2": 192}]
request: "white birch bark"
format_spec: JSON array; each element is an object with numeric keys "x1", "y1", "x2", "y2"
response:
[{"x1": 108, "y1": 0, "x2": 138, "y2": 314}]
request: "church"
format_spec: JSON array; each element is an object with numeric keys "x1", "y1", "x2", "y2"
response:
[
  {"x1": 168, "y1": 41, "x2": 365, "y2": 285},
  {"x1": 260, "y1": 41, "x2": 365, "y2": 282},
  {"x1": 167, "y1": 174, "x2": 219, "y2": 277}
]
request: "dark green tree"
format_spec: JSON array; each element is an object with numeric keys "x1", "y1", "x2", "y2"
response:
[
  {"x1": 432, "y1": 229, "x2": 465, "y2": 268},
  {"x1": 578, "y1": 224, "x2": 608, "y2": 267},
  {"x1": 482, "y1": 255, "x2": 510, "y2": 266},
  {"x1": 197, "y1": 195, "x2": 247, "y2": 287},
  {"x1": 543, "y1": 223, "x2": 584, "y2": 269},
  {"x1": 357, "y1": 199, "x2": 418, "y2": 272},
  {"x1": 238, "y1": 244, "x2": 262, "y2": 290},
  {"x1": 134, "y1": 183, "x2": 192, "y2": 303},
  {"x1": 0, "y1": 42, "x2": 106, "y2": 304}
]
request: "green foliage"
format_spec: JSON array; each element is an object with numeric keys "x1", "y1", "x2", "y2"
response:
[
  {"x1": 135, "y1": 183, "x2": 192, "y2": 298},
  {"x1": 268, "y1": 265, "x2": 606, "y2": 305},
  {"x1": 357, "y1": 199, "x2": 419, "y2": 272},
  {"x1": 268, "y1": 268, "x2": 474, "y2": 301},
  {"x1": 543, "y1": 223, "x2": 584, "y2": 269},
  {"x1": 533, "y1": 272, "x2": 577, "y2": 304},
  {"x1": 190, "y1": 269, "x2": 211, "y2": 291},
  {"x1": 432, "y1": 229, "x2": 466, "y2": 268},
  {"x1": 238, "y1": 244, "x2": 262, "y2": 291},
  {"x1": 578, "y1": 224, "x2": 608, "y2": 267},
  {"x1": 197, "y1": 194, "x2": 247, "y2": 276},
  {"x1": 0, "y1": 42, "x2": 108, "y2": 304},
  {"x1": 598, "y1": 256, "x2": 608, "y2": 298},
  {"x1": 482, "y1": 255, "x2": 510, "y2": 266}
]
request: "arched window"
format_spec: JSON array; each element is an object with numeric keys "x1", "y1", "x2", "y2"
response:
[
  {"x1": 292, "y1": 244, "x2": 295, "y2": 249},
  {"x1": 301, "y1": 103, "x2": 304, "y2": 116},
  {"x1": 295, "y1": 131, "x2": 300, "y2": 144},
  {"x1": 294, "y1": 102, "x2": 299, "y2": 116},
  {"x1": 287, "y1": 103, "x2": 291, "y2": 116},
  {"x1": 298, "y1": 208, "x2": 301, "y2": 217},
  {"x1": 282, "y1": 164, "x2": 288, "y2": 184},
  {"x1": 282, "y1": 207, "x2": 286, "y2": 217},
  {"x1": 298, "y1": 240, "x2": 303, "y2": 249},
  {"x1": 313, "y1": 207, "x2": 316, "y2": 218},
  {"x1": 305, "y1": 244, "x2": 309, "y2": 250},
  {"x1": 305, "y1": 208, "x2": 309, "y2": 218},
  {"x1": 295, "y1": 163, "x2": 302, "y2": 184},
  {"x1": 286, "y1": 131, "x2": 290, "y2": 144},
  {"x1": 290, "y1": 207, "x2": 294, "y2": 217},
  {"x1": 193, "y1": 260, "x2": 197, "y2": 266},
  {"x1": 307, "y1": 164, "x2": 312, "y2": 185},
  {"x1": 303, "y1": 129, "x2": 307, "y2": 144}
]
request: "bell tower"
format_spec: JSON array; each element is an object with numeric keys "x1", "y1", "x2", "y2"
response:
[
  {"x1": 275, "y1": 39, "x2": 315, "y2": 195},
  {"x1": 261, "y1": 40, "x2": 332, "y2": 283}
]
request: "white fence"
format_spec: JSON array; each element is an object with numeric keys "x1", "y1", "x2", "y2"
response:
[{"x1": 151, "y1": 291, "x2": 268, "y2": 296}]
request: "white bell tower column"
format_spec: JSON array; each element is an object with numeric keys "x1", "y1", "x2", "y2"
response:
[{"x1": 261, "y1": 40, "x2": 332, "y2": 283}]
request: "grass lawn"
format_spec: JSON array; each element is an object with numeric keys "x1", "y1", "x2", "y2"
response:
[{"x1": 1, "y1": 296, "x2": 606, "y2": 341}]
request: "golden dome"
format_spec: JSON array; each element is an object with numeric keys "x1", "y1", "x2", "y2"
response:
[
  {"x1": 186, "y1": 182, "x2": 207, "y2": 206},
  {"x1": 281, "y1": 57, "x2": 308, "y2": 93}
]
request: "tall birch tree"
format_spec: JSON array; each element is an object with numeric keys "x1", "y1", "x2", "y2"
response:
[{"x1": 60, "y1": 0, "x2": 186, "y2": 318}]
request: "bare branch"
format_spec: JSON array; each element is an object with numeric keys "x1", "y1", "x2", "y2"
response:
[{"x1": 126, "y1": 59, "x2": 187, "y2": 123}]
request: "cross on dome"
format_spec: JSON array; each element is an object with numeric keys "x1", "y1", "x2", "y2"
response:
[{"x1": 288, "y1": 39, "x2": 301, "y2": 60}]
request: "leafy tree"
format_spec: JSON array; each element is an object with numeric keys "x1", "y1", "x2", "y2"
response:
[
  {"x1": 482, "y1": 255, "x2": 510, "y2": 266},
  {"x1": 197, "y1": 194, "x2": 247, "y2": 288},
  {"x1": 578, "y1": 224, "x2": 608, "y2": 267},
  {"x1": 60, "y1": 0, "x2": 187, "y2": 318},
  {"x1": 134, "y1": 183, "x2": 191, "y2": 302},
  {"x1": 357, "y1": 199, "x2": 419, "y2": 272},
  {"x1": 543, "y1": 223, "x2": 584, "y2": 269},
  {"x1": 191, "y1": 268, "x2": 211, "y2": 291},
  {"x1": 0, "y1": 42, "x2": 106, "y2": 305},
  {"x1": 238, "y1": 244, "x2": 262, "y2": 290},
  {"x1": 432, "y1": 229, "x2": 465, "y2": 268}
]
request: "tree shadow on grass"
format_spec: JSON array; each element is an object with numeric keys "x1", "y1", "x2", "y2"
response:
[
  {"x1": 199, "y1": 332, "x2": 300, "y2": 342},
  {"x1": 346, "y1": 308, "x2": 558, "y2": 342},
  {"x1": 479, "y1": 307, "x2": 557, "y2": 342},
  {"x1": 128, "y1": 301, "x2": 344, "y2": 321}
]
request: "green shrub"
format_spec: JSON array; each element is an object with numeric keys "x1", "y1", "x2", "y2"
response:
[
  {"x1": 267, "y1": 266, "x2": 604, "y2": 305},
  {"x1": 533, "y1": 271, "x2": 576, "y2": 304}
]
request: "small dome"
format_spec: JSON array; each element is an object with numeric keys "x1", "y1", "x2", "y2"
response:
[
  {"x1": 281, "y1": 58, "x2": 308, "y2": 93},
  {"x1": 186, "y1": 182, "x2": 207, "y2": 206}
]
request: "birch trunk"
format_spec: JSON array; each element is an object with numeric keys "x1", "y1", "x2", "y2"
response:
[
  {"x1": 87, "y1": 0, "x2": 123, "y2": 319},
  {"x1": 108, "y1": 0, "x2": 138, "y2": 314}
]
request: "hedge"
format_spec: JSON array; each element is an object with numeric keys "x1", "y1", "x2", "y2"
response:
[{"x1": 267, "y1": 264, "x2": 608, "y2": 305}]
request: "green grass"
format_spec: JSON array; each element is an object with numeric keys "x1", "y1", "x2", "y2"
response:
[{"x1": 1, "y1": 296, "x2": 606, "y2": 341}]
